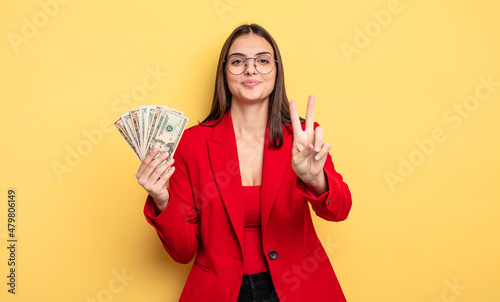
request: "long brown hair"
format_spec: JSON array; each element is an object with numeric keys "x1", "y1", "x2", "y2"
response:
[{"x1": 201, "y1": 23, "x2": 296, "y2": 148}]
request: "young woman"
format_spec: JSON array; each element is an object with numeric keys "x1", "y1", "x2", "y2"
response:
[{"x1": 136, "y1": 23, "x2": 352, "y2": 302}]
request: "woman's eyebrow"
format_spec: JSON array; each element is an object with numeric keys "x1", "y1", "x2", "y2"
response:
[
  {"x1": 228, "y1": 51, "x2": 273, "y2": 57},
  {"x1": 256, "y1": 51, "x2": 272, "y2": 56},
  {"x1": 228, "y1": 52, "x2": 246, "y2": 57}
]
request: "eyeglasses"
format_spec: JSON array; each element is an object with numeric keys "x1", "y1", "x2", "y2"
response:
[{"x1": 224, "y1": 54, "x2": 277, "y2": 75}]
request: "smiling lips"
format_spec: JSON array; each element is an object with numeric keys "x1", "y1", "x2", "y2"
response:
[{"x1": 241, "y1": 79, "x2": 261, "y2": 87}]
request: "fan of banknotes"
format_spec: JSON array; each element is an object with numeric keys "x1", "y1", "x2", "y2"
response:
[{"x1": 114, "y1": 105, "x2": 189, "y2": 161}]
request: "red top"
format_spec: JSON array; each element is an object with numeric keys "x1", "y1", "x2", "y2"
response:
[
  {"x1": 242, "y1": 185, "x2": 269, "y2": 274},
  {"x1": 144, "y1": 112, "x2": 352, "y2": 301}
]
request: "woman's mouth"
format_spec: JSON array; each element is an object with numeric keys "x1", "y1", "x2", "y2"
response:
[{"x1": 241, "y1": 80, "x2": 260, "y2": 87}]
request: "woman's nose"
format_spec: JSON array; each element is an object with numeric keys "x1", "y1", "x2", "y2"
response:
[{"x1": 244, "y1": 58, "x2": 257, "y2": 75}]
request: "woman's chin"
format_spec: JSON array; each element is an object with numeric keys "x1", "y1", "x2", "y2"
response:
[{"x1": 235, "y1": 96, "x2": 269, "y2": 105}]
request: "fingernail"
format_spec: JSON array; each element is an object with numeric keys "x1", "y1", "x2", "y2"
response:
[
  {"x1": 315, "y1": 155, "x2": 320, "y2": 160},
  {"x1": 315, "y1": 146, "x2": 320, "y2": 152}
]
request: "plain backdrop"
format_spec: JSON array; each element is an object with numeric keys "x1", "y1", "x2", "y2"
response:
[{"x1": 1, "y1": 0, "x2": 499, "y2": 301}]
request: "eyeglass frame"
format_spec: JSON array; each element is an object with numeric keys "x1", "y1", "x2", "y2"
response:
[{"x1": 223, "y1": 55, "x2": 278, "y2": 75}]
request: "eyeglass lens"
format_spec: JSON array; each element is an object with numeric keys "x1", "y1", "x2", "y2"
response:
[{"x1": 226, "y1": 55, "x2": 275, "y2": 75}]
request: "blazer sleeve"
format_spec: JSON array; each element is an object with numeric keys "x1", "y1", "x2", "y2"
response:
[
  {"x1": 295, "y1": 122, "x2": 352, "y2": 222},
  {"x1": 143, "y1": 134, "x2": 200, "y2": 264}
]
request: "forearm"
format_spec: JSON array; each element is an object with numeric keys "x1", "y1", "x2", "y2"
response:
[
  {"x1": 296, "y1": 159, "x2": 352, "y2": 222},
  {"x1": 144, "y1": 195, "x2": 199, "y2": 264}
]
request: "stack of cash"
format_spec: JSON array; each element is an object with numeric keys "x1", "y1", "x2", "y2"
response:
[{"x1": 114, "y1": 105, "x2": 189, "y2": 161}]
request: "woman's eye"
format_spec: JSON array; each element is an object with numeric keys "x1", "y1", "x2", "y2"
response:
[
  {"x1": 231, "y1": 59, "x2": 244, "y2": 65},
  {"x1": 258, "y1": 58, "x2": 270, "y2": 64}
]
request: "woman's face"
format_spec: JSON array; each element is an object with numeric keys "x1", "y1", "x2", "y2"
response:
[{"x1": 225, "y1": 33, "x2": 276, "y2": 106}]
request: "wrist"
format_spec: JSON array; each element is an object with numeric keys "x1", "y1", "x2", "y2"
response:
[
  {"x1": 301, "y1": 172, "x2": 328, "y2": 196},
  {"x1": 153, "y1": 200, "x2": 168, "y2": 216},
  {"x1": 152, "y1": 192, "x2": 170, "y2": 215}
]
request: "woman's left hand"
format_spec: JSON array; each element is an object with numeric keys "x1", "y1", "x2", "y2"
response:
[{"x1": 289, "y1": 95, "x2": 330, "y2": 195}]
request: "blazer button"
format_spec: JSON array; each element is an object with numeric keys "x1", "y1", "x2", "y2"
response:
[{"x1": 268, "y1": 251, "x2": 278, "y2": 260}]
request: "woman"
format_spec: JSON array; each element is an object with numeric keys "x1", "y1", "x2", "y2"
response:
[{"x1": 136, "y1": 23, "x2": 352, "y2": 302}]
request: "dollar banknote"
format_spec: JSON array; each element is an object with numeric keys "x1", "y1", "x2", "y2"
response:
[
  {"x1": 144, "y1": 105, "x2": 164, "y2": 153},
  {"x1": 114, "y1": 105, "x2": 188, "y2": 161},
  {"x1": 146, "y1": 109, "x2": 188, "y2": 160},
  {"x1": 113, "y1": 117, "x2": 140, "y2": 159},
  {"x1": 120, "y1": 111, "x2": 140, "y2": 156},
  {"x1": 129, "y1": 108, "x2": 142, "y2": 158}
]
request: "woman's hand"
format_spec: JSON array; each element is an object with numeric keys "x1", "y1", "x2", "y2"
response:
[
  {"x1": 136, "y1": 149, "x2": 176, "y2": 213},
  {"x1": 289, "y1": 95, "x2": 331, "y2": 196}
]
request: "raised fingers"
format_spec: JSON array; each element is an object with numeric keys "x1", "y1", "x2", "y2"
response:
[
  {"x1": 305, "y1": 95, "x2": 315, "y2": 131},
  {"x1": 289, "y1": 99, "x2": 302, "y2": 138},
  {"x1": 313, "y1": 126, "x2": 324, "y2": 152}
]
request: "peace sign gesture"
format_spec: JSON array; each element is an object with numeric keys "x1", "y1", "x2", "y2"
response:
[{"x1": 289, "y1": 95, "x2": 330, "y2": 195}]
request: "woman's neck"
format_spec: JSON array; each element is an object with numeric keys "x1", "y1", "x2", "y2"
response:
[{"x1": 230, "y1": 100, "x2": 268, "y2": 140}]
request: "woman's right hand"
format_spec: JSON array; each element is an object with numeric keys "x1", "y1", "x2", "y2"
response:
[{"x1": 136, "y1": 149, "x2": 176, "y2": 213}]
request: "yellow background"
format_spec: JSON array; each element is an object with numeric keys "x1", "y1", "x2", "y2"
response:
[{"x1": 1, "y1": 0, "x2": 499, "y2": 301}]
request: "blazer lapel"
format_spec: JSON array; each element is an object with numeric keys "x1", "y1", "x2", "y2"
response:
[
  {"x1": 207, "y1": 112, "x2": 245, "y2": 254},
  {"x1": 261, "y1": 124, "x2": 293, "y2": 233}
]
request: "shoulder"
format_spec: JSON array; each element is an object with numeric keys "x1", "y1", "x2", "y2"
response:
[
  {"x1": 184, "y1": 122, "x2": 215, "y2": 137},
  {"x1": 177, "y1": 122, "x2": 215, "y2": 149}
]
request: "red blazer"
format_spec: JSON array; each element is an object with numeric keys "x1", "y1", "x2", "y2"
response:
[{"x1": 144, "y1": 111, "x2": 352, "y2": 301}]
